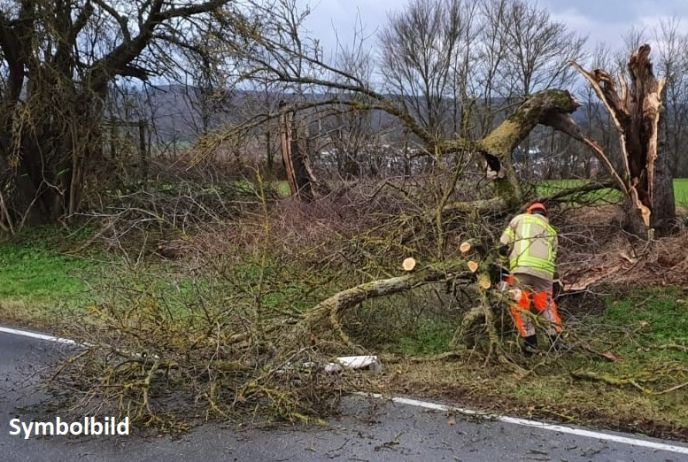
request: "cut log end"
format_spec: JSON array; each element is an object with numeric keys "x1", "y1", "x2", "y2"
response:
[
  {"x1": 467, "y1": 261, "x2": 479, "y2": 273},
  {"x1": 459, "y1": 241, "x2": 472, "y2": 254},
  {"x1": 402, "y1": 257, "x2": 417, "y2": 272},
  {"x1": 478, "y1": 274, "x2": 492, "y2": 290}
]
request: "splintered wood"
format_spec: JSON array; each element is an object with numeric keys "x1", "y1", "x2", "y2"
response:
[
  {"x1": 402, "y1": 257, "x2": 417, "y2": 271},
  {"x1": 570, "y1": 44, "x2": 669, "y2": 236}
]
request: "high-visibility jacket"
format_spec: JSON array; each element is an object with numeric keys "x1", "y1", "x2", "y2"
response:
[{"x1": 499, "y1": 213, "x2": 557, "y2": 281}]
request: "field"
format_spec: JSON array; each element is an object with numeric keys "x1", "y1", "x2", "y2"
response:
[{"x1": 538, "y1": 178, "x2": 688, "y2": 207}]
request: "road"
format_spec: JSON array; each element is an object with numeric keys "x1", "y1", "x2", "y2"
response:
[{"x1": 1, "y1": 328, "x2": 687, "y2": 462}]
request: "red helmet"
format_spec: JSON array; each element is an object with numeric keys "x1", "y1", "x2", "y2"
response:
[{"x1": 527, "y1": 202, "x2": 547, "y2": 215}]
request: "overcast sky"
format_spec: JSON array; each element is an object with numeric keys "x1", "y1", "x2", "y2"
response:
[{"x1": 297, "y1": 0, "x2": 688, "y2": 58}]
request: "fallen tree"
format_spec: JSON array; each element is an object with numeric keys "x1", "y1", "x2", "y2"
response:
[{"x1": 194, "y1": 43, "x2": 677, "y2": 363}]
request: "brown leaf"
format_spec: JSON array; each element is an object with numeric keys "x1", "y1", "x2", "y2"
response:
[{"x1": 601, "y1": 352, "x2": 623, "y2": 362}]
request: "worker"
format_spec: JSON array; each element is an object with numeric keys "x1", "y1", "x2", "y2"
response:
[{"x1": 499, "y1": 202, "x2": 563, "y2": 354}]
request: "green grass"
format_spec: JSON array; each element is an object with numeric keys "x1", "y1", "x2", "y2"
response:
[
  {"x1": 0, "y1": 246, "x2": 91, "y2": 304},
  {"x1": 384, "y1": 287, "x2": 688, "y2": 436},
  {"x1": 272, "y1": 180, "x2": 292, "y2": 198},
  {"x1": 398, "y1": 320, "x2": 455, "y2": 356},
  {"x1": 0, "y1": 227, "x2": 106, "y2": 323},
  {"x1": 538, "y1": 178, "x2": 688, "y2": 207},
  {"x1": 233, "y1": 179, "x2": 292, "y2": 198},
  {"x1": 675, "y1": 178, "x2": 688, "y2": 207}
]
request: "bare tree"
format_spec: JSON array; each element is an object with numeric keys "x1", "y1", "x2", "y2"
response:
[
  {"x1": 0, "y1": 0, "x2": 256, "y2": 228},
  {"x1": 653, "y1": 18, "x2": 688, "y2": 177},
  {"x1": 472, "y1": 0, "x2": 512, "y2": 137},
  {"x1": 379, "y1": 0, "x2": 477, "y2": 140},
  {"x1": 500, "y1": 0, "x2": 586, "y2": 98}
]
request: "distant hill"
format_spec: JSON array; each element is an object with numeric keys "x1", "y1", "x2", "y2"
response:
[{"x1": 108, "y1": 85, "x2": 597, "y2": 146}]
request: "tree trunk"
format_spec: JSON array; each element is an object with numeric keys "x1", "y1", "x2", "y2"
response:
[
  {"x1": 0, "y1": 87, "x2": 105, "y2": 228},
  {"x1": 572, "y1": 45, "x2": 675, "y2": 238},
  {"x1": 278, "y1": 103, "x2": 315, "y2": 201},
  {"x1": 440, "y1": 89, "x2": 580, "y2": 210}
]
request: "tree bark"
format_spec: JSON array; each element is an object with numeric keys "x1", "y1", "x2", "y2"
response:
[
  {"x1": 304, "y1": 261, "x2": 472, "y2": 343},
  {"x1": 279, "y1": 103, "x2": 315, "y2": 201},
  {"x1": 439, "y1": 89, "x2": 580, "y2": 209},
  {"x1": 571, "y1": 45, "x2": 674, "y2": 237}
]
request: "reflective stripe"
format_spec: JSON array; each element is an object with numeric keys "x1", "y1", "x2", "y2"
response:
[
  {"x1": 517, "y1": 256, "x2": 555, "y2": 274},
  {"x1": 515, "y1": 221, "x2": 530, "y2": 262}
]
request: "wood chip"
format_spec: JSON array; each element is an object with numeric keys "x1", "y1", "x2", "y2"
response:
[{"x1": 402, "y1": 257, "x2": 417, "y2": 271}]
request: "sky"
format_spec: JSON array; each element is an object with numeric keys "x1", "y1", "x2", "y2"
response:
[{"x1": 297, "y1": 0, "x2": 688, "y2": 58}]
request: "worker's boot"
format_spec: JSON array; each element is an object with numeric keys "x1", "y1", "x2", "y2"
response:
[{"x1": 521, "y1": 334, "x2": 539, "y2": 356}]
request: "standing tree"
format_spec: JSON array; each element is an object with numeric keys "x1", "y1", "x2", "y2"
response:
[
  {"x1": 379, "y1": 0, "x2": 478, "y2": 140},
  {"x1": 0, "y1": 0, "x2": 253, "y2": 228}
]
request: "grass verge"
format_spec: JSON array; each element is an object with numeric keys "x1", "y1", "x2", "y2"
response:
[
  {"x1": 0, "y1": 227, "x2": 105, "y2": 326},
  {"x1": 372, "y1": 286, "x2": 688, "y2": 440}
]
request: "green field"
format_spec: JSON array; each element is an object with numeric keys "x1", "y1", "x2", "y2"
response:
[{"x1": 538, "y1": 178, "x2": 688, "y2": 207}]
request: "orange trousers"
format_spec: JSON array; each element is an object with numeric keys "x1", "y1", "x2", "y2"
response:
[{"x1": 505, "y1": 274, "x2": 562, "y2": 338}]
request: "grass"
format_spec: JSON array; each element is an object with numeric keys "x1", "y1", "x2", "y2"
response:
[
  {"x1": 398, "y1": 320, "x2": 456, "y2": 356},
  {"x1": 377, "y1": 286, "x2": 688, "y2": 438},
  {"x1": 0, "y1": 219, "x2": 337, "y2": 330},
  {"x1": 675, "y1": 178, "x2": 688, "y2": 207},
  {"x1": 0, "y1": 227, "x2": 107, "y2": 326},
  {"x1": 537, "y1": 178, "x2": 688, "y2": 207},
  {"x1": 234, "y1": 179, "x2": 292, "y2": 198},
  {"x1": 0, "y1": 227, "x2": 193, "y2": 323}
]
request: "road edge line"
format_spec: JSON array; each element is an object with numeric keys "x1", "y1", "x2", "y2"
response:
[
  {"x1": 5, "y1": 326, "x2": 687, "y2": 455},
  {"x1": 0, "y1": 325, "x2": 78, "y2": 345},
  {"x1": 356, "y1": 392, "x2": 688, "y2": 455}
]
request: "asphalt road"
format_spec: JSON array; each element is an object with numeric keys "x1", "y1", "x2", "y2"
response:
[{"x1": 1, "y1": 329, "x2": 688, "y2": 462}]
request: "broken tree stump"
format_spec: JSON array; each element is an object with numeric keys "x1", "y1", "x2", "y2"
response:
[{"x1": 571, "y1": 45, "x2": 674, "y2": 237}]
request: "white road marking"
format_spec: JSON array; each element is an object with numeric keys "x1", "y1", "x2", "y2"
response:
[
  {"x1": 0, "y1": 325, "x2": 78, "y2": 345},
  {"x1": 358, "y1": 393, "x2": 688, "y2": 455},
  {"x1": 4, "y1": 325, "x2": 687, "y2": 455}
]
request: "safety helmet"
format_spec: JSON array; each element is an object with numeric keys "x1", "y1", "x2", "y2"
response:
[{"x1": 526, "y1": 202, "x2": 547, "y2": 215}]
